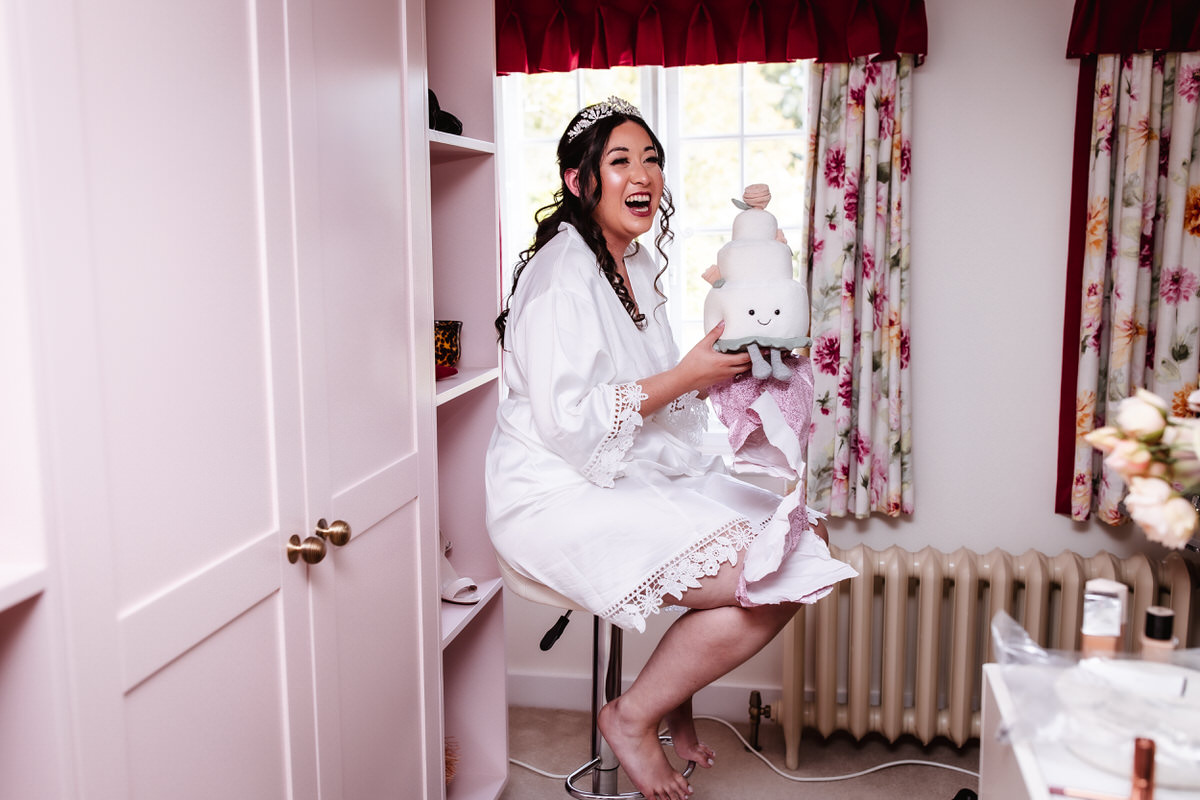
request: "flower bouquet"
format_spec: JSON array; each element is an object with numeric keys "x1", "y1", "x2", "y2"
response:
[{"x1": 1084, "y1": 388, "x2": 1200, "y2": 549}]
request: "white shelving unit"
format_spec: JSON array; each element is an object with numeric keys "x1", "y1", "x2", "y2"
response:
[
  {"x1": 1, "y1": 28, "x2": 61, "y2": 786},
  {"x1": 0, "y1": 566, "x2": 46, "y2": 616},
  {"x1": 425, "y1": 1, "x2": 507, "y2": 798}
]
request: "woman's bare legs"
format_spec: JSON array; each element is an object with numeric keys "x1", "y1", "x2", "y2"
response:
[
  {"x1": 596, "y1": 558, "x2": 800, "y2": 800},
  {"x1": 662, "y1": 696, "x2": 714, "y2": 768},
  {"x1": 654, "y1": 519, "x2": 828, "y2": 785}
]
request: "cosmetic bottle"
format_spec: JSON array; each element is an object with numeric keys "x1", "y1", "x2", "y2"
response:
[
  {"x1": 1081, "y1": 578, "x2": 1127, "y2": 656},
  {"x1": 1130, "y1": 737, "x2": 1155, "y2": 800},
  {"x1": 1140, "y1": 606, "x2": 1177, "y2": 662}
]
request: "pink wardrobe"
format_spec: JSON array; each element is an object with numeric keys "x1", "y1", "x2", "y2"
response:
[{"x1": 1, "y1": 0, "x2": 505, "y2": 798}]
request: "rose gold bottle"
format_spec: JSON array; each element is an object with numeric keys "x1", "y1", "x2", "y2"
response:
[{"x1": 1130, "y1": 737, "x2": 1155, "y2": 800}]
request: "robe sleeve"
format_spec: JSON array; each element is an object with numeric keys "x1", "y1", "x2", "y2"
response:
[
  {"x1": 510, "y1": 286, "x2": 648, "y2": 488},
  {"x1": 655, "y1": 391, "x2": 708, "y2": 449}
]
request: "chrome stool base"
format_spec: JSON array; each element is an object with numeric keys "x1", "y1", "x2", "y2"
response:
[{"x1": 565, "y1": 735, "x2": 696, "y2": 800}]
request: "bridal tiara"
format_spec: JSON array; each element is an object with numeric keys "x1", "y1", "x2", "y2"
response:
[{"x1": 565, "y1": 96, "x2": 643, "y2": 142}]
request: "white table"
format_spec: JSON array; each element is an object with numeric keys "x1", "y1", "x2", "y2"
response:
[{"x1": 980, "y1": 662, "x2": 1197, "y2": 800}]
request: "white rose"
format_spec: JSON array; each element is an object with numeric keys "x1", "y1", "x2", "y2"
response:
[
  {"x1": 1135, "y1": 387, "x2": 1170, "y2": 411},
  {"x1": 1083, "y1": 426, "x2": 1123, "y2": 453},
  {"x1": 1161, "y1": 422, "x2": 1188, "y2": 446},
  {"x1": 1125, "y1": 475, "x2": 1173, "y2": 506},
  {"x1": 1189, "y1": 389, "x2": 1200, "y2": 414},
  {"x1": 1124, "y1": 477, "x2": 1197, "y2": 549},
  {"x1": 1115, "y1": 392, "x2": 1168, "y2": 439},
  {"x1": 1160, "y1": 420, "x2": 1200, "y2": 491},
  {"x1": 1104, "y1": 439, "x2": 1152, "y2": 477}
]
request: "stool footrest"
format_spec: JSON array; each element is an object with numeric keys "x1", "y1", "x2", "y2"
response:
[{"x1": 563, "y1": 736, "x2": 696, "y2": 799}]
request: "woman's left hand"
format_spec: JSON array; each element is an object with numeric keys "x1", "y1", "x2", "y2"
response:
[{"x1": 637, "y1": 322, "x2": 749, "y2": 416}]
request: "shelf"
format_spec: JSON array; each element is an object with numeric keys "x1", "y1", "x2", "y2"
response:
[
  {"x1": 430, "y1": 131, "x2": 495, "y2": 162},
  {"x1": 435, "y1": 366, "x2": 499, "y2": 406},
  {"x1": 440, "y1": 577, "x2": 502, "y2": 648},
  {"x1": 0, "y1": 564, "x2": 47, "y2": 614}
]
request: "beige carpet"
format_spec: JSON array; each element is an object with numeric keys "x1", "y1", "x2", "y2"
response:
[{"x1": 502, "y1": 706, "x2": 980, "y2": 799}]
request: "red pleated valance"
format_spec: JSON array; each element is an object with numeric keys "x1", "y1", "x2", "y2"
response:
[
  {"x1": 1066, "y1": 0, "x2": 1200, "y2": 56},
  {"x1": 496, "y1": 0, "x2": 928, "y2": 75}
]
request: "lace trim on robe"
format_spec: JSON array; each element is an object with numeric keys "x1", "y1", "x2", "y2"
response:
[
  {"x1": 655, "y1": 390, "x2": 707, "y2": 448},
  {"x1": 581, "y1": 382, "x2": 648, "y2": 488},
  {"x1": 599, "y1": 516, "x2": 764, "y2": 631}
]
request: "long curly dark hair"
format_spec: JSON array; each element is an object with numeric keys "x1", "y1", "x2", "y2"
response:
[{"x1": 495, "y1": 104, "x2": 675, "y2": 346}]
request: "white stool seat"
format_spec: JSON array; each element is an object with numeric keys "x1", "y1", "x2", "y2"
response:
[{"x1": 496, "y1": 555, "x2": 585, "y2": 612}]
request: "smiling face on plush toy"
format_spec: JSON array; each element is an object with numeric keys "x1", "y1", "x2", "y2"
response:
[{"x1": 748, "y1": 305, "x2": 786, "y2": 329}]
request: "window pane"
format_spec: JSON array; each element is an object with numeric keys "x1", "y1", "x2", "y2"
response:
[
  {"x1": 678, "y1": 65, "x2": 740, "y2": 136},
  {"x1": 580, "y1": 67, "x2": 640, "y2": 108},
  {"x1": 780, "y1": 227, "x2": 805, "y2": 273},
  {"x1": 503, "y1": 140, "x2": 561, "y2": 265},
  {"x1": 520, "y1": 73, "x2": 580, "y2": 138},
  {"x1": 678, "y1": 139, "x2": 741, "y2": 228},
  {"x1": 680, "y1": 231, "x2": 725, "y2": 319},
  {"x1": 745, "y1": 62, "x2": 809, "y2": 134},
  {"x1": 744, "y1": 137, "x2": 807, "y2": 227}
]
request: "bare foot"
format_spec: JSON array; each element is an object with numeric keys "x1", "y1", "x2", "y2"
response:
[
  {"x1": 663, "y1": 703, "x2": 715, "y2": 768},
  {"x1": 598, "y1": 698, "x2": 692, "y2": 800}
]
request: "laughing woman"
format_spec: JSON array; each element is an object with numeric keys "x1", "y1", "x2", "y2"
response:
[{"x1": 485, "y1": 97, "x2": 855, "y2": 800}]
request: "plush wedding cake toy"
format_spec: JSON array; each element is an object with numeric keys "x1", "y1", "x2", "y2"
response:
[
  {"x1": 705, "y1": 183, "x2": 814, "y2": 479},
  {"x1": 706, "y1": 185, "x2": 825, "y2": 604},
  {"x1": 702, "y1": 184, "x2": 811, "y2": 380}
]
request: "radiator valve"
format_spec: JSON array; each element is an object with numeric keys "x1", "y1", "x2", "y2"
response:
[{"x1": 748, "y1": 690, "x2": 772, "y2": 751}]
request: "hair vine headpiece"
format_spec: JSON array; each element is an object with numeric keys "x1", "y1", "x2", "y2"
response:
[{"x1": 566, "y1": 96, "x2": 643, "y2": 142}]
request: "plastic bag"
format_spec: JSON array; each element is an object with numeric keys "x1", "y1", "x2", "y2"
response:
[{"x1": 988, "y1": 611, "x2": 1200, "y2": 788}]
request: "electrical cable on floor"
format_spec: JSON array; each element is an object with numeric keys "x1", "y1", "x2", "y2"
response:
[
  {"x1": 508, "y1": 714, "x2": 980, "y2": 783},
  {"x1": 694, "y1": 715, "x2": 980, "y2": 782},
  {"x1": 509, "y1": 758, "x2": 571, "y2": 780}
]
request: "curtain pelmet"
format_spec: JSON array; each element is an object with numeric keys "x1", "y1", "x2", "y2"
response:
[
  {"x1": 495, "y1": 0, "x2": 928, "y2": 75},
  {"x1": 1067, "y1": 0, "x2": 1200, "y2": 57}
]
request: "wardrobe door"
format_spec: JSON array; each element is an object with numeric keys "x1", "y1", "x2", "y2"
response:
[
  {"x1": 21, "y1": 0, "x2": 438, "y2": 795},
  {"x1": 288, "y1": 0, "x2": 439, "y2": 796},
  {"x1": 31, "y1": 0, "x2": 320, "y2": 796}
]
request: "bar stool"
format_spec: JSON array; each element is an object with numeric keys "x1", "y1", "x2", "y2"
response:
[{"x1": 497, "y1": 556, "x2": 696, "y2": 799}]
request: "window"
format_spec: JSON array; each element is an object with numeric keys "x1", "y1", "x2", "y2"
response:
[
  {"x1": 496, "y1": 63, "x2": 811, "y2": 356},
  {"x1": 496, "y1": 65, "x2": 810, "y2": 453}
]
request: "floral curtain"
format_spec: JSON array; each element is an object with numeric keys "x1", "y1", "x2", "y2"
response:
[
  {"x1": 804, "y1": 56, "x2": 914, "y2": 518},
  {"x1": 1062, "y1": 53, "x2": 1200, "y2": 523}
]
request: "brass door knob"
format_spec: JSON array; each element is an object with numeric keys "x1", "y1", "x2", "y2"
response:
[
  {"x1": 287, "y1": 534, "x2": 327, "y2": 564},
  {"x1": 316, "y1": 518, "x2": 351, "y2": 547}
]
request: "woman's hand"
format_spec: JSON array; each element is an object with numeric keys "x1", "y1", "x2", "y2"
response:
[
  {"x1": 637, "y1": 322, "x2": 749, "y2": 415},
  {"x1": 677, "y1": 321, "x2": 750, "y2": 393}
]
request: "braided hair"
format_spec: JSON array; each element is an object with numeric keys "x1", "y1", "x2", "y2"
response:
[{"x1": 495, "y1": 107, "x2": 675, "y2": 346}]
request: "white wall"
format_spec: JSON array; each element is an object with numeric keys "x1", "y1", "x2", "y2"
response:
[{"x1": 504, "y1": 0, "x2": 1163, "y2": 719}]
